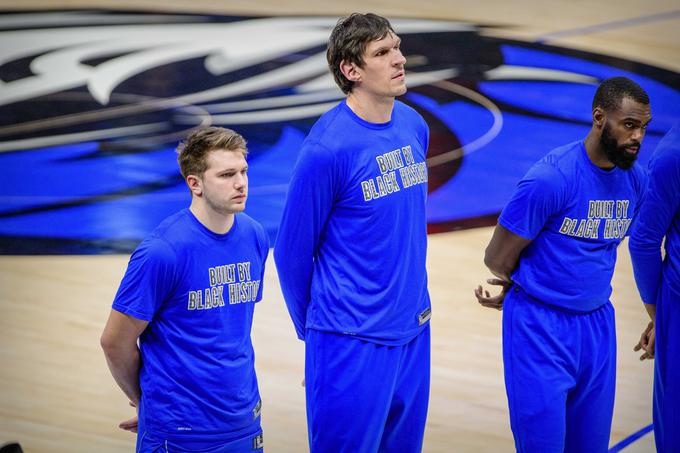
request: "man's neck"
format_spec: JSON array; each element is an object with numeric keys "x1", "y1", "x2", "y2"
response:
[
  {"x1": 346, "y1": 91, "x2": 395, "y2": 124},
  {"x1": 189, "y1": 202, "x2": 235, "y2": 235},
  {"x1": 584, "y1": 129, "x2": 615, "y2": 170}
]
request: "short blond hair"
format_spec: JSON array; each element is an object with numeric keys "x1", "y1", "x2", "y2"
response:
[{"x1": 177, "y1": 127, "x2": 247, "y2": 178}]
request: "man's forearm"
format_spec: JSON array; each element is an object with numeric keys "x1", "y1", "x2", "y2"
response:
[
  {"x1": 644, "y1": 303, "x2": 657, "y2": 322},
  {"x1": 483, "y1": 224, "x2": 531, "y2": 283},
  {"x1": 484, "y1": 251, "x2": 516, "y2": 283},
  {"x1": 486, "y1": 261, "x2": 513, "y2": 283},
  {"x1": 103, "y1": 346, "x2": 142, "y2": 405}
]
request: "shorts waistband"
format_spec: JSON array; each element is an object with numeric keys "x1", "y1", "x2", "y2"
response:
[{"x1": 512, "y1": 284, "x2": 609, "y2": 315}]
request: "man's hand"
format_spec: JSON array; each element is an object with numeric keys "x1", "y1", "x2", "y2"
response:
[
  {"x1": 119, "y1": 415, "x2": 138, "y2": 433},
  {"x1": 634, "y1": 321, "x2": 655, "y2": 361},
  {"x1": 475, "y1": 278, "x2": 512, "y2": 311},
  {"x1": 119, "y1": 400, "x2": 139, "y2": 433}
]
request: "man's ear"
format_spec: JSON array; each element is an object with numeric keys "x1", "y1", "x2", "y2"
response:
[
  {"x1": 187, "y1": 174, "x2": 202, "y2": 196},
  {"x1": 593, "y1": 106, "x2": 606, "y2": 130},
  {"x1": 339, "y1": 59, "x2": 361, "y2": 84}
]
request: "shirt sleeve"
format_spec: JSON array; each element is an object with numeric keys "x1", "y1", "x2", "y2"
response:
[
  {"x1": 112, "y1": 237, "x2": 177, "y2": 321},
  {"x1": 419, "y1": 114, "x2": 430, "y2": 155},
  {"x1": 629, "y1": 151, "x2": 680, "y2": 304},
  {"x1": 498, "y1": 162, "x2": 565, "y2": 240},
  {"x1": 626, "y1": 166, "x2": 649, "y2": 236},
  {"x1": 274, "y1": 140, "x2": 338, "y2": 340},
  {"x1": 254, "y1": 222, "x2": 270, "y2": 303}
]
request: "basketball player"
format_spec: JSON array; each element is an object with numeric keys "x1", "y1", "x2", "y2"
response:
[
  {"x1": 274, "y1": 13, "x2": 431, "y2": 452},
  {"x1": 100, "y1": 127, "x2": 268, "y2": 452},
  {"x1": 475, "y1": 77, "x2": 651, "y2": 452},
  {"x1": 629, "y1": 122, "x2": 680, "y2": 453}
]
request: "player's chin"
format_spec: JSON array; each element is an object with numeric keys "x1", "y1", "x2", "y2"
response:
[
  {"x1": 392, "y1": 83, "x2": 407, "y2": 97},
  {"x1": 227, "y1": 200, "x2": 247, "y2": 212}
]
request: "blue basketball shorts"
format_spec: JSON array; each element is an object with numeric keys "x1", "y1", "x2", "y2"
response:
[
  {"x1": 653, "y1": 281, "x2": 680, "y2": 453},
  {"x1": 304, "y1": 325, "x2": 431, "y2": 453},
  {"x1": 502, "y1": 286, "x2": 616, "y2": 453},
  {"x1": 136, "y1": 412, "x2": 263, "y2": 453}
]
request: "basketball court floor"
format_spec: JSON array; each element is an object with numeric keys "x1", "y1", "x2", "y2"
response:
[{"x1": 1, "y1": 1, "x2": 679, "y2": 451}]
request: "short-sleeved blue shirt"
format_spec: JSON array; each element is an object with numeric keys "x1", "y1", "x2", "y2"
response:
[
  {"x1": 112, "y1": 209, "x2": 269, "y2": 439},
  {"x1": 499, "y1": 141, "x2": 646, "y2": 312}
]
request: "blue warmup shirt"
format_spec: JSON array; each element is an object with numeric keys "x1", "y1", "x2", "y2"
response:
[
  {"x1": 629, "y1": 123, "x2": 680, "y2": 304},
  {"x1": 112, "y1": 209, "x2": 269, "y2": 439},
  {"x1": 499, "y1": 141, "x2": 646, "y2": 312},
  {"x1": 274, "y1": 100, "x2": 431, "y2": 344}
]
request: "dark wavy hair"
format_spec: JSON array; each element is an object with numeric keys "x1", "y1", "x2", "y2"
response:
[{"x1": 326, "y1": 13, "x2": 394, "y2": 94}]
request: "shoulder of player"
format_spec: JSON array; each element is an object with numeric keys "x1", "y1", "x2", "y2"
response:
[
  {"x1": 525, "y1": 147, "x2": 572, "y2": 188},
  {"x1": 393, "y1": 99, "x2": 418, "y2": 115},
  {"x1": 234, "y1": 214, "x2": 270, "y2": 256},
  {"x1": 236, "y1": 213, "x2": 268, "y2": 239},
  {"x1": 305, "y1": 101, "x2": 346, "y2": 143},
  {"x1": 130, "y1": 230, "x2": 178, "y2": 270},
  {"x1": 140, "y1": 210, "x2": 194, "y2": 260},
  {"x1": 534, "y1": 141, "x2": 584, "y2": 182},
  {"x1": 394, "y1": 100, "x2": 427, "y2": 126},
  {"x1": 234, "y1": 212, "x2": 263, "y2": 234},
  {"x1": 297, "y1": 135, "x2": 340, "y2": 168},
  {"x1": 151, "y1": 209, "x2": 191, "y2": 240},
  {"x1": 543, "y1": 140, "x2": 580, "y2": 162},
  {"x1": 649, "y1": 141, "x2": 680, "y2": 174}
]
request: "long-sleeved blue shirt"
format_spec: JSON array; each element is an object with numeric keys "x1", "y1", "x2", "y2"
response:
[
  {"x1": 629, "y1": 123, "x2": 680, "y2": 304},
  {"x1": 274, "y1": 100, "x2": 431, "y2": 344}
]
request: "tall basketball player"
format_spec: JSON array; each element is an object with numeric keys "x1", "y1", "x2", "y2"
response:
[{"x1": 274, "y1": 13, "x2": 432, "y2": 452}]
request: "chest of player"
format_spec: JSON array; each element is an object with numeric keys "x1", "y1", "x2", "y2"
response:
[
  {"x1": 337, "y1": 139, "x2": 428, "y2": 215},
  {"x1": 167, "y1": 247, "x2": 265, "y2": 320},
  {"x1": 547, "y1": 176, "x2": 640, "y2": 242}
]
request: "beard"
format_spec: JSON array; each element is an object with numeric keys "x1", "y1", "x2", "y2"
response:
[{"x1": 600, "y1": 123, "x2": 639, "y2": 170}]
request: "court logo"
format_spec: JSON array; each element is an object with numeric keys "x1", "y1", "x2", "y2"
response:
[{"x1": 0, "y1": 11, "x2": 677, "y2": 253}]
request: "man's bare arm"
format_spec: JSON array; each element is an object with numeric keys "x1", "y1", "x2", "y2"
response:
[
  {"x1": 100, "y1": 309, "x2": 148, "y2": 406},
  {"x1": 484, "y1": 224, "x2": 532, "y2": 282},
  {"x1": 475, "y1": 224, "x2": 532, "y2": 310}
]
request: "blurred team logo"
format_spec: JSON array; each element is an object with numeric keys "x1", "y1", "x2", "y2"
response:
[{"x1": 1, "y1": 11, "x2": 678, "y2": 253}]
